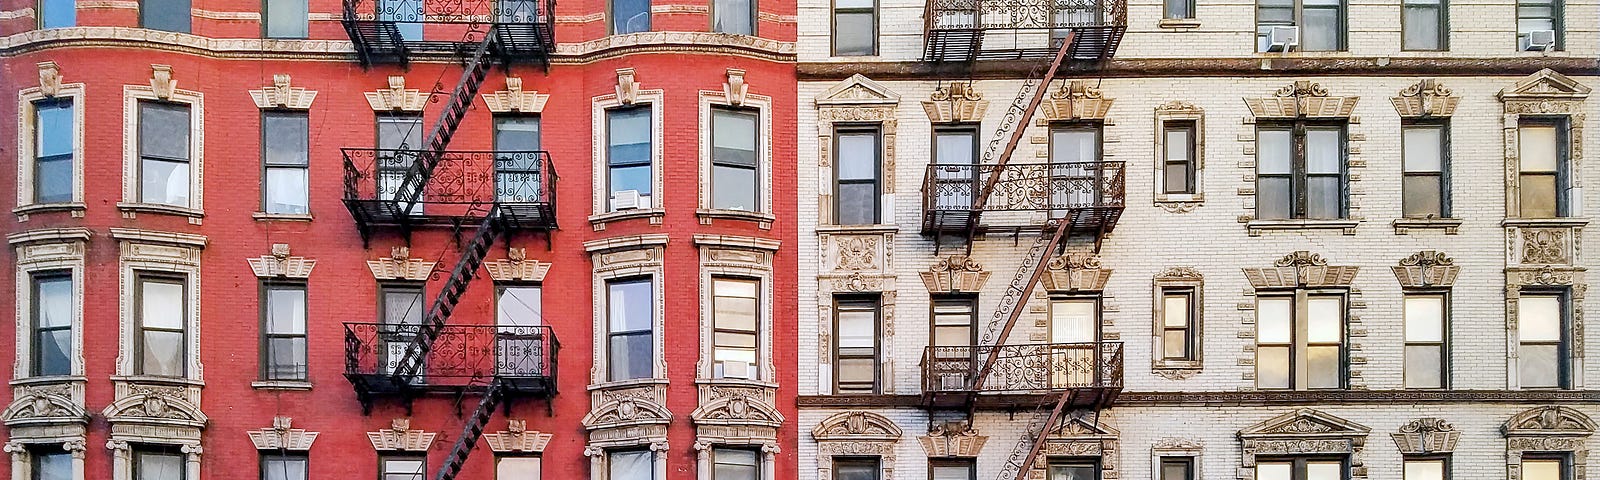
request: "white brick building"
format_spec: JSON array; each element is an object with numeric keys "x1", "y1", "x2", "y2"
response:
[{"x1": 794, "y1": 0, "x2": 1600, "y2": 478}]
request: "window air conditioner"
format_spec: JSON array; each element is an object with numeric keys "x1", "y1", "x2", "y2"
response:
[
  {"x1": 1266, "y1": 26, "x2": 1299, "y2": 52},
  {"x1": 1522, "y1": 30, "x2": 1557, "y2": 51},
  {"x1": 938, "y1": 374, "x2": 967, "y2": 391},
  {"x1": 612, "y1": 189, "x2": 643, "y2": 210},
  {"x1": 721, "y1": 360, "x2": 751, "y2": 379}
]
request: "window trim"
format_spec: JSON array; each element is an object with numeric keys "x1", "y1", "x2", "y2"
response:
[
  {"x1": 378, "y1": 454, "x2": 427, "y2": 480},
  {"x1": 135, "y1": 273, "x2": 190, "y2": 378},
  {"x1": 259, "y1": 281, "x2": 308, "y2": 381},
  {"x1": 1399, "y1": 0, "x2": 1448, "y2": 50},
  {"x1": 606, "y1": 276, "x2": 656, "y2": 382},
  {"x1": 1517, "y1": 289, "x2": 1571, "y2": 390},
  {"x1": 1158, "y1": 456, "x2": 1196, "y2": 480},
  {"x1": 709, "y1": 106, "x2": 762, "y2": 212},
  {"x1": 1254, "y1": 121, "x2": 1349, "y2": 220},
  {"x1": 122, "y1": 85, "x2": 205, "y2": 217},
  {"x1": 260, "y1": 109, "x2": 311, "y2": 215},
  {"x1": 1400, "y1": 120, "x2": 1451, "y2": 218},
  {"x1": 830, "y1": 0, "x2": 878, "y2": 56},
  {"x1": 1402, "y1": 291, "x2": 1450, "y2": 390},
  {"x1": 1158, "y1": 287, "x2": 1199, "y2": 362},
  {"x1": 833, "y1": 295, "x2": 882, "y2": 394},
  {"x1": 832, "y1": 125, "x2": 883, "y2": 225},
  {"x1": 30, "y1": 271, "x2": 73, "y2": 377},
  {"x1": 930, "y1": 458, "x2": 976, "y2": 480},
  {"x1": 1515, "y1": 117, "x2": 1571, "y2": 218},
  {"x1": 1161, "y1": 120, "x2": 1198, "y2": 195},
  {"x1": 1254, "y1": 290, "x2": 1348, "y2": 391},
  {"x1": 1402, "y1": 455, "x2": 1450, "y2": 480},
  {"x1": 1515, "y1": 0, "x2": 1564, "y2": 50},
  {"x1": 260, "y1": 452, "x2": 309, "y2": 480}
]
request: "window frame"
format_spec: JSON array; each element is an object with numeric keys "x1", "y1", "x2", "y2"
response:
[
  {"x1": 1162, "y1": 120, "x2": 1198, "y2": 195},
  {"x1": 378, "y1": 454, "x2": 426, "y2": 480},
  {"x1": 1254, "y1": 121, "x2": 1349, "y2": 220},
  {"x1": 1164, "y1": 0, "x2": 1196, "y2": 19},
  {"x1": 710, "y1": 0, "x2": 757, "y2": 35},
  {"x1": 1254, "y1": 290, "x2": 1348, "y2": 390},
  {"x1": 709, "y1": 106, "x2": 762, "y2": 212},
  {"x1": 1519, "y1": 453, "x2": 1570, "y2": 480},
  {"x1": 1402, "y1": 291, "x2": 1449, "y2": 389},
  {"x1": 261, "y1": 109, "x2": 311, "y2": 215},
  {"x1": 134, "y1": 446, "x2": 188, "y2": 480},
  {"x1": 1400, "y1": 0, "x2": 1448, "y2": 50},
  {"x1": 830, "y1": 0, "x2": 878, "y2": 56},
  {"x1": 136, "y1": 100, "x2": 195, "y2": 208},
  {"x1": 1254, "y1": 456, "x2": 1348, "y2": 480},
  {"x1": 1255, "y1": 0, "x2": 1347, "y2": 51},
  {"x1": 1515, "y1": 0, "x2": 1564, "y2": 50},
  {"x1": 260, "y1": 452, "x2": 309, "y2": 480},
  {"x1": 37, "y1": 0, "x2": 76, "y2": 28},
  {"x1": 607, "y1": 448, "x2": 656, "y2": 480},
  {"x1": 492, "y1": 114, "x2": 543, "y2": 204},
  {"x1": 135, "y1": 273, "x2": 189, "y2": 378},
  {"x1": 605, "y1": 105, "x2": 654, "y2": 211},
  {"x1": 711, "y1": 447, "x2": 761, "y2": 480},
  {"x1": 1159, "y1": 456, "x2": 1196, "y2": 480},
  {"x1": 711, "y1": 276, "x2": 761, "y2": 380},
  {"x1": 29, "y1": 271, "x2": 73, "y2": 377},
  {"x1": 1159, "y1": 287, "x2": 1198, "y2": 362},
  {"x1": 833, "y1": 457, "x2": 881, "y2": 480},
  {"x1": 32, "y1": 97, "x2": 74, "y2": 205},
  {"x1": 139, "y1": 0, "x2": 192, "y2": 33},
  {"x1": 1402, "y1": 455, "x2": 1450, "y2": 480},
  {"x1": 263, "y1": 0, "x2": 310, "y2": 38},
  {"x1": 930, "y1": 458, "x2": 976, "y2": 480},
  {"x1": 259, "y1": 281, "x2": 309, "y2": 381},
  {"x1": 833, "y1": 295, "x2": 881, "y2": 394},
  {"x1": 832, "y1": 125, "x2": 883, "y2": 225},
  {"x1": 1516, "y1": 118, "x2": 1570, "y2": 218},
  {"x1": 1518, "y1": 289, "x2": 1571, "y2": 390},
  {"x1": 1400, "y1": 120, "x2": 1450, "y2": 218},
  {"x1": 606, "y1": 277, "x2": 656, "y2": 382}
]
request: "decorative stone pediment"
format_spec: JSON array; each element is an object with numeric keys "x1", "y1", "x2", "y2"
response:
[
  {"x1": 3, "y1": 382, "x2": 88, "y2": 426},
  {"x1": 1499, "y1": 68, "x2": 1591, "y2": 102},
  {"x1": 484, "y1": 420, "x2": 553, "y2": 453},
  {"x1": 1504, "y1": 406, "x2": 1596, "y2": 436},
  {"x1": 1390, "y1": 418, "x2": 1458, "y2": 454},
  {"x1": 723, "y1": 68, "x2": 750, "y2": 106},
  {"x1": 583, "y1": 384, "x2": 673, "y2": 429},
  {"x1": 1392, "y1": 79, "x2": 1458, "y2": 117},
  {"x1": 616, "y1": 68, "x2": 641, "y2": 104},
  {"x1": 1031, "y1": 414, "x2": 1122, "y2": 479},
  {"x1": 247, "y1": 417, "x2": 319, "y2": 451},
  {"x1": 1503, "y1": 407, "x2": 1594, "y2": 480},
  {"x1": 481, "y1": 77, "x2": 549, "y2": 113},
  {"x1": 1241, "y1": 409, "x2": 1371, "y2": 437},
  {"x1": 248, "y1": 243, "x2": 317, "y2": 279},
  {"x1": 923, "y1": 82, "x2": 988, "y2": 123},
  {"x1": 368, "y1": 418, "x2": 435, "y2": 451},
  {"x1": 1243, "y1": 251, "x2": 1358, "y2": 288},
  {"x1": 1238, "y1": 409, "x2": 1370, "y2": 479},
  {"x1": 1246, "y1": 80, "x2": 1359, "y2": 119},
  {"x1": 1041, "y1": 80, "x2": 1114, "y2": 121},
  {"x1": 689, "y1": 384, "x2": 783, "y2": 428},
  {"x1": 38, "y1": 61, "x2": 62, "y2": 97},
  {"x1": 816, "y1": 74, "x2": 900, "y2": 106},
  {"x1": 811, "y1": 411, "x2": 902, "y2": 442},
  {"x1": 103, "y1": 383, "x2": 207, "y2": 427},
  {"x1": 1391, "y1": 251, "x2": 1458, "y2": 288},
  {"x1": 366, "y1": 76, "x2": 428, "y2": 111},
  {"x1": 921, "y1": 255, "x2": 990, "y2": 293},
  {"x1": 920, "y1": 422, "x2": 987, "y2": 457},
  {"x1": 484, "y1": 248, "x2": 552, "y2": 282},
  {"x1": 250, "y1": 74, "x2": 317, "y2": 109},
  {"x1": 366, "y1": 246, "x2": 436, "y2": 281},
  {"x1": 150, "y1": 64, "x2": 177, "y2": 100},
  {"x1": 1041, "y1": 253, "x2": 1113, "y2": 292}
]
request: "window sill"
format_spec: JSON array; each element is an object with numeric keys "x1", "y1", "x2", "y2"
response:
[
  {"x1": 1157, "y1": 18, "x2": 1201, "y2": 29},
  {"x1": 251, "y1": 380, "x2": 312, "y2": 390},
  {"x1": 588, "y1": 377, "x2": 669, "y2": 392},
  {"x1": 814, "y1": 224, "x2": 899, "y2": 235},
  {"x1": 1154, "y1": 194, "x2": 1204, "y2": 213},
  {"x1": 589, "y1": 208, "x2": 665, "y2": 231},
  {"x1": 111, "y1": 375, "x2": 204, "y2": 387},
  {"x1": 252, "y1": 212, "x2": 313, "y2": 222},
  {"x1": 13, "y1": 202, "x2": 86, "y2": 220},
  {"x1": 117, "y1": 202, "x2": 204, "y2": 224},
  {"x1": 696, "y1": 209, "x2": 775, "y2": 229},
  {"x1": 9, "y1": 375, "x2": 87, "y2": 387},
  {"x1": 1503, "y1": 218, "x2": 1589, "y2": 228},
  {"x1": 695, "y1": 377, "x2": 779, "y2": 389},
  {"x1": 1246, "y1": 219, "x2": 1359, "y2": 236},
  {"x1": 1393, "y1": 217, "x2": 1463, "y2": 235},
  {"x1": 1152, "y1": 361, "x2": 1202, "y2": 380}
]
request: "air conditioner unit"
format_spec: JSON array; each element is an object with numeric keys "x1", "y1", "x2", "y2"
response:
[
  {"x1": 611, "y1": 190, "x2": 645, "y2": 210},
  {"x1": 937, "y1": 374, "x2": 967, "y2": 391},
  {"x1": 720, "y1": 360, "x2": 751, "y2": 379},
  {"x1": 1522, "y1": 30, "x2": 1557, "y2": 51},
  {"x1": 1266, "y1": 26, "x2": 1299, "y2": 52}
]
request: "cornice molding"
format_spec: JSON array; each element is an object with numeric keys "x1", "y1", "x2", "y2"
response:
[
  {"x1": 798, "y1": 390, "x2": 1600, "y2": 407},
  {"x1": 798, "y1": 57, "x2": 1600, "y2": 80}
]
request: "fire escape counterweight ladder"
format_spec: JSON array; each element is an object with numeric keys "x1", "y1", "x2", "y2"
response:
[
  {"x1": 434, "y1": 379, "x2": 505, "y2": 480},
  {"x1": 996, "y1": 392, "x2": 1074, "y2": 480}
]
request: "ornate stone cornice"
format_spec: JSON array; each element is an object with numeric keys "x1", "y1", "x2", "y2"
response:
[
  {"x1": 1499, "y1": 68, "x2": 1591, "y2": 101},
  {"x1": 1243, "y1": 251, "x2": 1358, "y2": 289},
  {"x1": 922, "y1": 82, "x2": 988, "y2": 123},
  {"x1": 811, "y1": 411, "x2": 902, "y2": 442},
  {"x1": 1391, "y1": 79, "x2": 1458, "y2": 117},
  {"x1": 1392, "y1": 250, "x2": 1458, "y2": 288},
  {"x1": 247, "y1": 417, "x2": 319, "y2": 451},
  {"x1": 367, "y1": 418, "x2": 435, "y2": 451},
  {"x1": 919, "y1": 422, "x2": 987, "y2": 457},
  {"x1": 481, "y1": 77, "x2": 549, "y2": 114},
  {"x1": 816, "y1": 74, "x2": 899, "y2": 107},
  {"x1": 1041, "y1": 80, "x2": 1113, "y2": 121},
  {"x1": 483, "y1": 248, "x2": 551, "y2": 283},
  {"x1": 366, "y1": 246, "x2": 435, "y2": 281},
  {"x1": 1503, "y1": 406, "x2": 1597, "y2": 436},
  {"x1": 1041, "y1": 253, "x2": 1113, "y2": 292},
  {"x1": 250, "y1": 74, "x2": 317, "y2": 109},
  {"x1": 483, "y1": 420, "x2": 553, "y2": 453},
  {"x1": 921, "y1": 255, "x2": 990, "y2": 293},
  {"x1": 1391, "y1": 418, "x2": 1458, "y2": 454},
  {"x1": 365, "y1": 76, "x2": 427, "y2": 111},
  {"x1": 1246, "y1": 80, "x2": 1359, "y2": 119},
  {"x1": 248, "y1": 243, "x2": 316, "y2": 279}
]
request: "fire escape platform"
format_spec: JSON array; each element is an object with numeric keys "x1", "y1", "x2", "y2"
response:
[
  {"x1": 919, "y1": 342, "x2": 1124, "y2": 410},
  {"x1": 343, "y1": 323, "x2": 560, "y2": 409},
  {"x1": 342, "y1": 148, "x2": 559, "y2": 242},
  {"x1": 341, "y1": 0, "x2": 556, "y2": 67},
  {"x1": 922, "y1": 0, "x2": 1127, "y2": 63},
  {"x1": 919, "y1": 162, "x2": 1125, "y2": 237}
]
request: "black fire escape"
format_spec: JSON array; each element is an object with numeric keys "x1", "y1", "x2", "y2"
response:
[
  {"x1": 917, "y1": 1, "x2": 1126, "y2": 479},
  {"x1": 339, "y1": 1, "x2": 558, "y2": 479}
]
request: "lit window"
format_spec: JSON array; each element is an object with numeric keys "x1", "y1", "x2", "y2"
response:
[
  {"x1": 30, "y1": 273, "x2": 72, "y2": 377},
  {"x1": 1404, "y1": 294, "x2": 1446, "y2": 389},
  {"x1": 140, "y1": 0, "x2": 191, "y2": 33},
  {"x1": 834, "y1": 297, "x2": 879, "y2": 394},
  {"x1": 608, "y1": 278, "x2": 654, "y2": 381},
  {"x1": 712, "y1": 278, "x2": 760, "y2": 379},
  {"x1": 137, "y1": 276, "x2": 187, "y2": 377},
  {"x1": 1256, "y1": 124, "x2": 1346, "y2": 220},
  {"x1": 138, "y1": 102, "x2": 193, "y2": 207},
  {"x1": 1519, "y1": 294, "x2": 1568, "y2": 389},
  {"x1": 262, "y1": 283, "x2": 307, "y2": 381},
  {"x1": 832, "y1": 0, "x2": 875, "y2": 55},
  {"x1": 33, "y1": 99, "x2": 73, "y2": 204},
  {"x1": 1401, "y1": 123, "x2": 1448, "y2": 218},
  {"x1": 1256, "y1": 294, "x2": 1344, "y2": 390},
  {"x1": 1517, "y1": 121, "x2": 1567, "y2": 218},
  {"x1": 711, "y1": 108, "x2": 760, "y2": 211},
  {"x1": 265, "y1": 0, "x2": 308, "y2": 38},
  {"x1": 607, "y1": 107, "x2": 653, "y2": 211},
  {"x1": 263, "y1": 111, "x2": 310, "y2": 214},
  {"x1": 833, "y1": 128, "x2": 881, "y2": 225}
]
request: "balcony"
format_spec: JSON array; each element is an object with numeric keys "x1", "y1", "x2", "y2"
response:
[
  {"x1": 922, "y1": 0, "x2": 1126, "y2": 62},
  {"x1": 920, "y1": 161, "x2": 1124, "y2": 237},
  {"x1": 920, "y1": 342, "x2": 1123, "y2": 409},
  {"x1": 341, "y1": 0, "x2": 557, "y2": 66},
  {"x1": 343, "y1": 323, "x2": 559, "y2": 408},
  {"x1": 341, "y1": 149, "x2": 558, "y2": 242}
]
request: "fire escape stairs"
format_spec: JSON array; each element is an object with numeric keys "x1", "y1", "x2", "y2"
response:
[
  {"x1": 391, "y1": 33, "x2": 498, "y2": 217},
  {"x1": 433, "y1": 378, "x2": 506, "y2": 480},
  {"x1": 995, "y1": 391, "x2": 1075, "y2": 480}
]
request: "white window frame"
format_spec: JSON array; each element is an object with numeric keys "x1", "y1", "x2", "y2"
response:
[
  {"x1": 112, "y1": 229, "x2": 206, "y2": 381},
  {"x1": 10, "y1": 229, "x2": 88, "y2": 380},
  {"x1": 695, "y1": 236, "x2": 778, "y2": 383},
  {"x1": 587, "y1": 236, "x2": 668, "y2": 385},
  {"x1": 1152, "y1": 102, "x2": 1205, "y2": 212},
  {"x1": 590, "y1": 79, "x2": 665, "y2": 225},
  {"x1": 15, "y1": 66, "x2": 86, "y2": 217},
  {"x1": 698, "y1": 85, "x2": 774, "y2": 226},
  {"x1": 120, "y1": 81, "x2": 205, "y2": 220}
]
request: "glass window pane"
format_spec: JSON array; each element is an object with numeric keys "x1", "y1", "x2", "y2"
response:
[
  {"x1": 837, "y1": 133, "x2": 878, "y2": 180},
  {"x1": 838, "y1": 310, "x2": 875, "y2": 348},
  {"x1": 1307, "y1": 297, "x2": 1342, "y2": 343},
  {"x1": 37, "y1": 101, "x2": 73, "y2": 158},
  {"x1": 1163, "y1": 294, "x2": 1190, "y2": 328},
  {"x1": 1257, "y1": 129, "x2": 1292, "y2": 174},
  {"x1": 1050, "y1": 299, "x2": 1097, "y2": 343},
  {"x1": 609, "y1": 280, "x2": 653, "y2": 332},
  {"x1": 610, "y1": 333, "x2": 652, "y2": 380},
  {"x1": 934, "y1": 327, "x2": 972, "y2": 347},
  {"x1": 265, "y1": 167, "x2": 309, "y2": 214},
  {"x1": 266, "y1": 0, "x2": 309, "y2": 37},
  {"x1": 1404, "y1": 296, "x2": 1443, "y2": 342},
  {"x1": 1520, "y1": 296, "x2": 1562, "y2": 341},
  {"x1": 1306, "y1": 176, "x2": 1341, "y2": 219},
  {"x1": 837, "y1": 358, "x2": 876, "y2": 383},
  {"x1": 495, "y1": 117, "x2": 541, "y2": 151},
  {"x1": 1165, "y1": 129, "x2": 1191, "y2": 162},
  {"x1": 36, "y1": 156, "x2": 72, "y2": 204},
  {"x1": 1405, "y1": 345, "x2": 1442, "y2": 389},
  {"x1": 141, "y1": 0, "x2": 191, "y2": 32},
  {"x1": 496, "y1": 457, "x2": 540, "y2": 478},
  {"x1": 1403, "y1": 4, "x2": 1441, "y2": 49},
  {"x1": 1308, "y1": 345, "x2": 1340, "y2": 388},
  {"x1": 834, "y1": 12, "x2": 875, "y2": 56},
  {"x1": 37, "y1": 329, "x2": 71, "y2": 376},
  {"x1": 1305, "y1": 128, "x2": 1342, "y2": 173},
  {"x1": 1522, "y1": 459, "x2": 1562, "y2": 480},
  {"x1": 141, "y1": 158, "x2": 190, "y2": 205},
  {"x1": 1164, "y1": 163, "x2": 1190, "y2": 193},
  {"x1": 498, "y1": 286, "x2": 542, "y2": 327},
  {"x1": 1163, "y1": 331, "x2": 1188, "y2": 359},
  {"x1": 1403, "y1": 126, "x2": 1443, "y2": 172},
  {"x1": 40, "y1": 0, "x2": 76, "y2": 28},
  {"x1": 1520, "y1": 174, "x2": 1558, "y2": 218},
  {"x1": 140, "y1": 103, "x2": 190, "y2": 160},
  {"x1": 382, "y1": 458, "x2": 424, "y2": 480},
  {"x1": 264, "y1": 113, "x2": 309, "y2": 166},
  {"x1": 713, "y1": 0, "x2": 753, "y2": 34},
  {"x1": 1050, "y1": 129, "x2": 1097, "y2": 163},
  {"x1": 1520, "y1": 344, "x2": 1559, "y2": 388},
  {"x1": 377, "y1": 116, "x2": 423, "y2": 150},
  {"x1": 1301, "y1": 6, "x2": 1342, "y2": 50},
  {"x1": 142, "y1": 330, "x2": 184, "y2": 376},
  {"x1": 837, "y1": 183, "x2": 877, "y2": 225},
  {"x1": 1164, "y1": 0, "x2": 1193, "y2": 18},
  {"x1": 610, "y1": 451, "x2": 652, "y2": 479},
  {"x1": 141, "y1": 280, "x2": 185, "y2": 329},
  {"x1": 713, "y1": 110, "x2": 758, "y2": 166},
  {"x1": 1403, "y1": 176, "x2": 1442, "y2": 218},
  {"x1": 933, "y1": 465, "x2": 972, "y2": 480},
  {"x1": 1257, "y1": 298, "x2": 1291, "y2": 343},
  {"x1": 136, "y1": 452, "x2": 185, "y2": 480},
  {"x1": 1257, "y1": 177, "x2": 1291, "y2": 220},
  {"x1": 36, "y1": 276, "x2": 72, "y2": 329},
  {"x1": 267, "y1": 337, "x2": 306, "y2": 379},
  {"x1": 383, "y1": 289, "x2": 423, "y2": 325},
  {"x1": 608, "y1": 108, "x2": 652, "y2": 165},
  {"x1": 835, "y1": 460, "x2": 879, "y2": 480},
  {"x1": 611, "y1": 0, "x2": 650, "y2": 33},
  {"x1": 1520, "y1": 126, "x2": 1560, "y2": 172},
  {"x1": 1255, "y1": 462, "x2": 1292, "y2": 480},
  {"x1": 1160, "y1": 460, "x2": 1191, "y2": 480},
  {"x1": 267, "y1": 287, "x2": 307, "y2": 334},
  {"x1": 936, "y1": 130, "x2": 976, "y2": 166},
  {"x1": 35, "y1": 452, "x2": 72, "y2": 480},
  {"x1": 713, "y1": 165, "x2": 758, "y2": 211},
  {"x1": 1257, "y1": 346, "x2": 1290, "y2": 389},
  {"x1": 1307, "y1": 462, "x2": 1343, "y2": 480}
]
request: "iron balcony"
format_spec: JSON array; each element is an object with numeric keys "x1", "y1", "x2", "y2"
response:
[
  {"x1": 920, "y1": 161, "x2": 1125, "y2": 236},
  {"x1": 922, "y1": 0, "x2": 1127, "y2": 62},
  {"x1": 920, "y1": 341, "x2": 1123, "y2": 409},
  {"x1": 341, "y1": 0, "x2": 557, "y2": 66},
  {"x1": 343, "y1": 323, "x2": 559, "y2": 402},
  {"x1": 342, "y1": 148, "x2": 558, "y2": 242}
]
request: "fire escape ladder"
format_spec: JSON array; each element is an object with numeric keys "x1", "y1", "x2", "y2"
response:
[
  {"x1": 968, "y1": 219, "x2": 1069, "y2": 392},
  {"x1": 994, "y1": 391, "x2": 1074, "y2": 480},
  {"x1": 392, "y1": 34, "x2": 498, "y2": 213},
  {"x1": 432, "y1": 379, "x2": 505, "y2": 480},
  {"x1": 392, "y1": 208, "x2": 506, "y2": 383}
]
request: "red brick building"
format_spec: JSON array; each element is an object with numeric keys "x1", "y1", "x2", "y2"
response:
[{"x1": 0, "y1": 0, "x2": 797, "y2": 478}]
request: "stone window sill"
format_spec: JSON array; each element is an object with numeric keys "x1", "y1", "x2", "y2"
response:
[
  {"x1": 14, "y1": 202, "x2": 86, "y2": 220},
  {"x1": 1157, "y1": 18, "x2": 1201, "y2": 29},
  {"x1": 589, "y1": 208, "x2": 665, "y2": 231},
  {"x1": 111, "y1": 375, "x2": 204, "y2": 387},
  {"x1": 695, "y1": 377, "x2": 779, "y2": 389},
  {"x1": 1154, "y1": 194, "x2": 1204, "y2": 213},
  {"x1": 252, "y1": 212, "x2": 313, "y2": 222},
  {"x1": 1503, "y1": 218, "x2": 1589, "y2": 228},
  {"x1": 1152, "y1": 360, "x2": 1202, "y2": 380},
  {"x1": 9, "y1": 375, "x2": 87, "y2": 387},
  {"x1": 251, "y1": 380, "x2": 312, "y2": 390},
  {"x1": 815, "y1": 224, "x2": 899, "y2": 235},
  {"x1": 588, "y1": 377, "x2": 669, "y2": 392},
  {"x1": 117, "y1": 202, "x2": 205, "y2": 224},
  {"x1": 1246, "y1": 219, "x2": 1359, "y2": 236},
  {"x1": 696, "y1": 209, "x2": 775, "y2": 229},
  {"x1": 1393, "y1": 217, "x2": 1463, "y2": 235}
]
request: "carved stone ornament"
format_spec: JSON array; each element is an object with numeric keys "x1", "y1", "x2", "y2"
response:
[
  {"x1": 1041, "y1": 253, "x2": 1113, "y2": 292},
  {"x1": 38, "y1": 61, "x2": 62, "y2": 97},
  {"x1": 484, "y1": 247, "x2": 552, "y2": 282},
  {"x1": 248, "y1": 243, "x2": 317, "y2": 278},
  {"x1": 1503, "y1": 406, "x2": 1594, "y2": 480},
  {"x1": 1238, "y1": 409, "x2": 1370, "y2": 480},
  {"x1": 923, "y1": 81, "x2": 989, "y2": 123},
  {"x1": 249, "y1": 74, "x2": 318, "y2": 109},
  {"x1": 1390, "y1": 418, "x2": 1459, "y2": 454},
  {"x1": 3, "y1": 383, "x2": 88, "y2": 425},
  {"x1": 247, "y1": 417, "x2": 320, "y2": 451},
  {"x1": 366, "y1": 246, "x2": 437, "y2": 281},
  {"x1": 1499, "y1": 68, "x2": 1592, "y2": 102},
  {"x1": 481, "y1": 77, "x2": 549, "y2": 114},
  {"x1": 724, "y1": 68, "x2": 749, "y2": 106},
  {"x1": 815, "y1": 74, "x2": 901, "y2": 107},
  {"x1": 921, "y1": 255, "x2": 991, "y2": 293},
  {"x1": 366, "y1": 76, "x2": 428, "y2": 112},
  {"x1": 920, "y1": 422, "x2": 987, "y2": 457},
  {"x1": 1391, "y1": 250, "x2": 1459, "y2": 288},
  {"x1": 484, "y1": 419, "x2": 554, "y2": 453},
  {"x1": 1244, "y1": 251, "x2": 1358, "y2": 289},
  {"x1": 834, "y1": 235, "x2": 879, "y2": 271},
  {"x1": 1392, "y1": 79, "x2": 1458, "y2": 117},
  {"x1": 616, "y1": 68, "x2": 640, "y2": 105},
  {"x1": 1518, "y1": 228, "x2": 1573, "y2": 265},
  {"x1": 689, "y1": 384, "x2": 784, "y2": 428},
  {"x1": 367, "y1": 418, "x2": 436, "y2": 451},
  {"x1": 103, "y1": 383, "x2": 207, "y2": 428},
  {"x1": 1042, "y1": 80, "x2": 1114, "y2": 121},
  {"x1": 1033, "y1": 416, "x2": 1121, "y2": 479},
  {"x1": 583, "y1": 385, "x2": 673, "y2": 430},
  {"x1": 150, "y1": 64, "x2": 177, "y2": 100},
  {"x1": 1504, "y1": 406, "x2": 1597, "y2": 435},
  {"x1": 811, "y1": 411, "x2": 903, "y2": 442},
  {"x1": 1246, "y1": 80, "x2": 1359, "y2": 119}
]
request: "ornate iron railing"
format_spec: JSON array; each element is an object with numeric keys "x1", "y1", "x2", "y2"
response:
[
  {"x1": 344, "y1": 323, "x2": 558, "y2": 385},
  {"x1": 343, "y1": 0, "x2": 555, "y2": 25},
  {"x1": 921, "y1": 342, "x2": 1122, "y2": 393},
  {"x1": 922, "y1": 161, "x2": 1125, "y2": 213},
  {"x1": 925, "y1": 0, "x2": 1125, "y2": 31},
  {"x1": 341, "y1": 148, "x2": 557, "y2": 217}
]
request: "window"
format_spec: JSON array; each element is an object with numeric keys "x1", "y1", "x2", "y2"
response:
[
  {"x1": 1404, "y1": 294, "x2": 1446, "y2": 389},
  {"x1": 1518, "y1": 120, "x2": 1568, "y2": 218},
  {"x1": 606, "y1": 107, "x2": 653, "y2": 211},
  {"x1": 1401, "y1": 0, "x2": 1445, "y2": 50},
  {"x1": 931, "y1": 296, "x2": 976, "y2": 352},
  {"x1": 712, "y1": 448, "x2": 759, "y2": 480},
  {"x1": 712, "y1": 0, "x2": 754, "y2": 34},
  {"x1": 1403, "y1": 458, "x2": 1446, "y2": 480},
  {"x1": 712, "y1": 278, "x2": 760, "y2": 379},
  {"x1": 834, "y1": 297, "x2": 880, "y2": 394},
  {"x1": 1516, "y1": 0, "x2": 1562, "y2": 50},
  {"x1": 832, "y1": 0, "x2": 875, "y2": 55},
  {"x1": 610, "y1": 0, "x2": 650, "y2": 33},
  {"x1": 1255, "y1": 458, "x2": 1344, "y2": 480},
  {"x1": 1045, "y1": 460, "x2": 1098, "y2": 480},
  {"x1": 931, "y1": 125, "x2": 978, "y2": 209},
  {"x1": 32, "y1": 449, "x2": 70, "y2": 480},
  {"x1": 834, "y1": 458, "x2": 880, "y2": 480},
  {"x1": 1163, "y1": 121, "x2": 1196, "y2": 195},
  {"x1": 376, "y1": 115, "x2": 423, "y2": 214},
  {"x1": 1257, "y1": 0, "x2": 1344, "y2": 51},
  {"x1": 138, "y1": 101, "x2": 193, "y2": 207},
  {"x1": 1521, "y1": 456, "x2": 1568, "y2": 480},
  {"x1": 931, "y1": 459, "x2": 975, "y2": 480},
  {"x1": 494, "y1": 116, "x2": 542, "y2": 203},
  {"x1": 265, "y1": 0, "x2": 309, "y2": 38},
  {"x1": 261, "y1": 453, "x2": 308, "y2": 480},
  {"x1": 711, "y1": 108, "x2": 760, "y2": 211},
  {"x1": 833, "y1": 128, "x2": 881, "y2": 225},
  {"x1": 496, "y1": 285, "x2": 543, "y2": 376},
  {"x1": 378, "y1": 0, "x2": 422, "y2": 40},
  {"x1": 140, "y1": 0, "x2": 191, "y2": 32},
  {"x1": 137, "y1": 275, "x2": 187, "y2": 377},
  {"x1": 496, "y1": 457, "x2": 540, "y2": 480},
  {"x1": 380, "y1": 285, "x2": 424, "y2": 377},
  {"x1": 33, "y1": 99, "x2": 73, "y2": 204},
  {"x1": 608, "y1": 449, "x2": 653, "y2": 480},
  {"x1": 1049, "y1": 124, "x2": 1105, "y2": 212},
  {"x1": 607, "y1": 278, "x2": 654, "y2": 381},
  {"x1": 1519, "y1": 293, "x2": 1568, "y2": 389},
  {"x1": 1256, "y1": 293, "x2": 1344, "y2": 390},
  {"x1": 1160, "y1": 288, "x2": 1197, "y2": 361},
  {"x1": 39, "y1": 0, "x2": 75, "y2": 28},
  {"x1": 1402, "y1": 123, "x2": 1448, "y2": 218},
  {"x1": 262, "y1": 111, "x2": 310, "y2": 214},
  {"x1": 262, "y1": 283, "x2": 307, "y2": 381},
  {"x1": 1256, "y1": 123, "x2": 1346, "y2": 220},
  {"x1": 30, "y1": 273, "x2": 72, "y2": 377},
  {"x1": 134, "y1": 448, "x2": 186, "y2": 480},
  {"x1": 1165, "y1": 0, "x2": 1194, "y2": 18},
  {"x1": 1160, "y1": 458, "x2": 1194, "y2": 480},
  {"x1": 379, "y1": 456, "x2": 425, "y2": 480}
]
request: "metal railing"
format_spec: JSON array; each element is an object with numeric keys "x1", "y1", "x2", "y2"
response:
[
  {"x1": 343, "y1": 0, "x2": 556, "y2": 25},
  {"x1": 921, "y1": 342, "x2": 1123, "y2": 393},
  {"x1": 924, "y1": 0, "x2": 1125, "y2": 32},
  {"x1": 343, "y1": 323, "x2": 559, "y2": 386},
  {"x1": 341, "y1": 148, "x2": 557, "y2": 218},
  {"x1": 922, "y1": 161, "x2": 1125, "y2": 213}
]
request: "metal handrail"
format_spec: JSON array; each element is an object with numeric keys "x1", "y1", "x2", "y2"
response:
[
  {"x1": 921, "y1": 161, "x2": 1126, "y2": 212},
  {"x1": 921, "y1": 341, "x2": 1124, "y2": 393},
  {"x1": 341, "y1": 148, "x2": 557, "y2": 210},
  {"x1": 343, "y1": 323, "x2": 559, "y2": 384}
]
